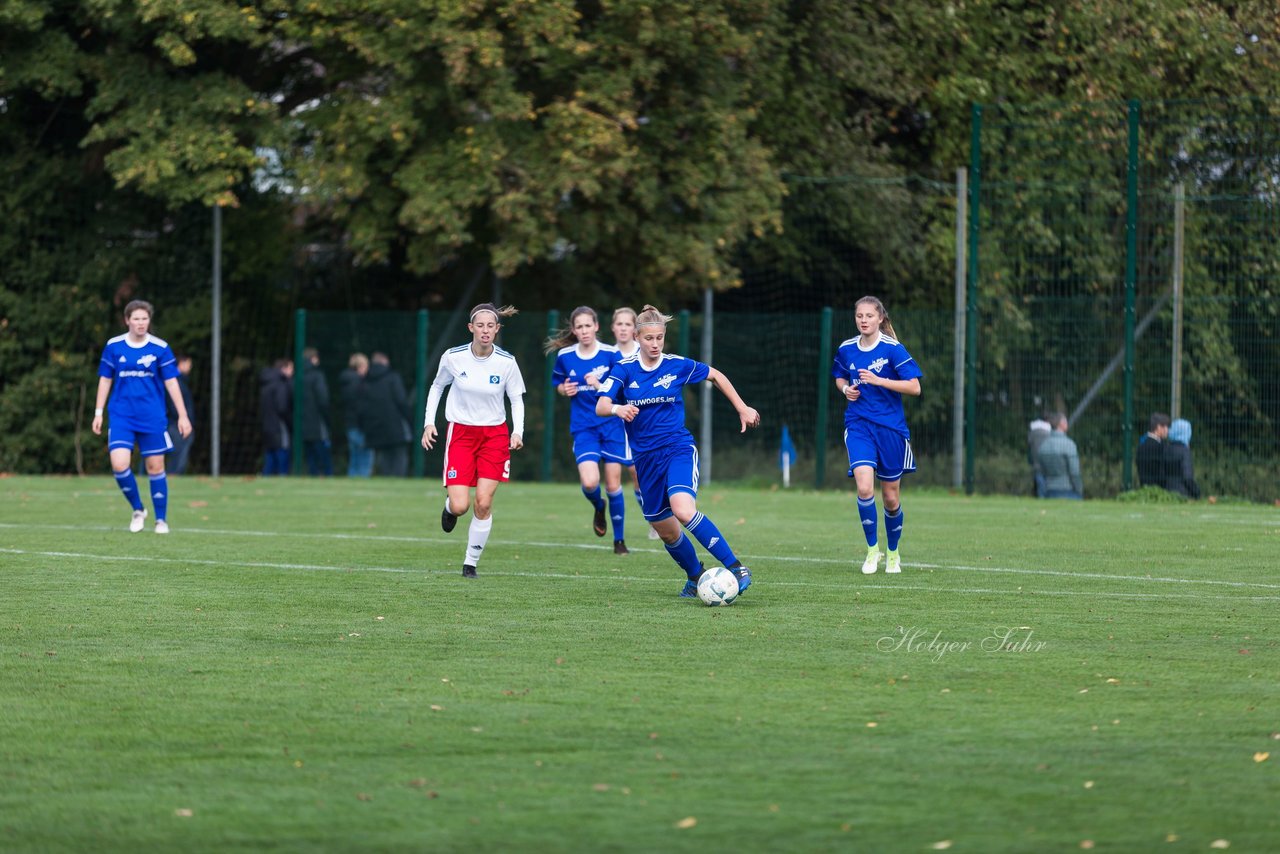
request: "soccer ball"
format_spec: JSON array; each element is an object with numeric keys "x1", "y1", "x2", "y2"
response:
[{"x1": 697, "y1": 567, "x2": 739, "y2": 607}]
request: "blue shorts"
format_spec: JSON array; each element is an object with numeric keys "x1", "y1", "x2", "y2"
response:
[
  {"x1": 844, "y1": 419, "x2": 915, "y2": 482},
  {"x1": 572, "y1": 420, "x2": 632, "y2": 466},
  {"x1": 108, "y1": 424, "x2": 174, "y2": 457},
  {"x1": 633, "y1": 443, "x2": 699, "y2": 522}
]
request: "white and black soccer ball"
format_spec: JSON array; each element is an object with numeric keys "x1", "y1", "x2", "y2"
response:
[{"x1": 697, "y1": 567, "x2": 739, "y2": 607}]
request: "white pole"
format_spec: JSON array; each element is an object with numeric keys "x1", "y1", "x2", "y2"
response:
[
  {"x1": 782, "y1": 455, "x2": 790, "y2": 489},
  {"x1": 1171, "y1": 182, "x2": 1185, "y2": 419},
  {"x1": 953, "y1": 168, "x2": 967, "y2": 490},
  {"x1": 211, "y1": 205, "x2": 222, "y2": 478},
  {"x1": 700, "y1": 287, "x2": 713, "y2": 483}
]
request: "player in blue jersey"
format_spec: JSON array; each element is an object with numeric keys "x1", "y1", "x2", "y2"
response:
[
  {"x1": 91, "y1": 300, "x2": 193, "y2": 533},
  {"x1": 596, "y1": 305, "x2": 761, "y2": 598},
  {"x1": 610, "y1": 306, "x2": 659, "y2": 540},
  {"x1": 832, "y1": 296, "x2": 923, "y2": 575},
  {"x1": 546, "y1": 307, "x2": 631, "y2": 554}
]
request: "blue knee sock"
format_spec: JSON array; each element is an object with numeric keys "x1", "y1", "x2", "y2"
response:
[
  {"x1": 582, "y1": 485, "x2": 604, "y2": 509},
  {"x1": 150, "y1": 473, "x2": 169, "y2": 522},
  {"x1": 114, "y1": 469, "x2": 145, "y2": 511},
  {"x1": 858, "y1": 496, "x2": 878, "y2": 547},
  {"x1": 607, "y1": 489, "x2": 626, "y2": 539},
  {"x1": 633, "y1": 488, "x2": 644, "y2": 511},
  {"x1": 885, "y1": 505, "x2": 903, "y2": 552},
  {"x1": 685, "y1": 512, "x2": 739, "y2": 568},
  {"x1": 664, "y1": 533, "x2": 703, "y2": 580}
]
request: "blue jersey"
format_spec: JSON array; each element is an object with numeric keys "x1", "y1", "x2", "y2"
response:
[
  {"x1": 832, "y1": 332, "x2": 922, "y2": 437},
  {"x1": 98, "y1": 334, "x2": 179, "y2": 431},
  {"x1": 599, "y1": 353, "x2": 709, "y2": 456},
  {"x1": 551, "y1": 343, "x2": 621, "y2": 434}
]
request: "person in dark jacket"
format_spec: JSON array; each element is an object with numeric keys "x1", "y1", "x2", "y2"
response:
[
  {"x1": 260, "y1": 359, "x2": 293, "y2": 475},
  {"x1": 339, "y1": 353, "x2": 374, "y2": 477},
  {"x1": 1164, "y1": 418, "x2": 1201, "y2": 499},
  {"x1": 301, "y1": 347, "x2": 333, "y2": 476},
  {"x1": 1136, "y1": 412, "x2": 1170, "y2": 488},
  {"x1": 166, "y1": 354, "x2": 196, "y2": 474},
  {"x1": 362, "y1": 352, "x2": 412, "y2": 477}
]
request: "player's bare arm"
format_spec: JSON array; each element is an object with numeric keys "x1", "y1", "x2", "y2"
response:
[
  {"x1": 707, "y1": 368, "x2": 761, "y2": 432},
  {"x1": 856, "y1": 370, "x2": 921, "y2": 397}
]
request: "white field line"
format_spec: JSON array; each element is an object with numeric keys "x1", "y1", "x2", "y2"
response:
[
  {"x1": 3, "y1": 548, "x2": 1280, "y2": 604},
  {"x1": 3, "y1": 521, "x2": 1279, "y2": 593}
]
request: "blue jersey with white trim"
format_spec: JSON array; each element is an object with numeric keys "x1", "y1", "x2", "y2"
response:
[
  {"x1": 599, "y1": 353, "x2": 709, "y2": 455},
  {"x1": 98, "y1": 334, "x2": 179, "y2": 431},
  {"x1": 832, "y1": 332, "x2": 922, "y2": 437},
  {"x1": 551, "y1": 343, "x2": 620, "y2": 434}
]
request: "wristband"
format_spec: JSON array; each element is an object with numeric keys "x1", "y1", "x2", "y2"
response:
[
  {"x1": 94, "y1": 408, "x2": 104, "y2": 417},
  {"x1": 611, "y1": 404, "x2": 620, "y2": 416}
]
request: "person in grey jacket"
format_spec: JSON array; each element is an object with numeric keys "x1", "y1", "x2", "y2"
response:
[{"x1": 1036, "y1": 412, "x2": 1083, "y2": 499}]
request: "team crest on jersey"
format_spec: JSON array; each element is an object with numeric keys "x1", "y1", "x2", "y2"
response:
[
  {"x1": 489, "y1": 375, "x2": 500, "y2": 384},
  {"x1": 138, "y1": 354, "x2": 157, "y2": 368},
  {"x1": 652, "y1": 373, "x2": 678, "y2": 390},
  {"x1": 447, "y1": 468, "x2": 458, "y2": 479},
  {"x1": 867, "y1": 357, "x2": 888, "y2": 373}
]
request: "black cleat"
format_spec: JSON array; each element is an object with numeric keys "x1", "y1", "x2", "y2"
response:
[
  {"x1": 613, "y1": 539, "x2": 629, "y2": 556},
  {"x1": 462, "y1": 565, "x2": 477, "y2": 578},
  {"x1": 592, "y1": 505, "x2": 607, "y2": 537},
  {"x1": 442, "y1": 505, "x2": 458, "y2": 533}
]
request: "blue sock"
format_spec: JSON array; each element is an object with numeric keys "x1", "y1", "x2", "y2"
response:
[
  {"x1": 633, "y1": 488, "x2": 644, "y2": 511},
  {"x1": 858, "y1": 496, "x2": 878, "y2": 547},
  {"x1": 150, "y1": 472, "x2": 169, "y2": 522},
  {"x1": 582, "y1": 485, "x2": 604, "y2": 510},
  {"x1": 607, "y1": 489, "x2": 626, "y2": 539},
  {"x1": 113, "y1": 469, "x2": 145, "y2": 511},
  {"x1": 685, "y1": 512, "x2": 739, "y2": 568},
  {"x1": 664, "y1": 533, "x2": 703, "y2": 580},
  {"x1": 885, "y1": 505, "x2": 904, "y2": 552}
]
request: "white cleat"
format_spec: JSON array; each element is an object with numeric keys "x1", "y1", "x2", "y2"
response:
[
  {"x1": 886, "y1": 550, "x2": 901, "y2": 574},
  {"x1": 861, "y1": 546, "x2": 881, "y2": 575},
  {"x1": 155, "y1": 520, "x2": 170, "y2": 535},
  {"x1": 129, "y1": 509, "x2": 147, "y2": 533}
]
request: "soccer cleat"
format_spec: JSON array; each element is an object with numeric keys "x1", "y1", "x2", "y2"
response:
[
  {"x1": 462, "y1": 565, "x2": 477, "y2": 578},
  {"x1": 129, "y1": 509, "x2": 147, "y2": 533},
  {"x1": 441, "y1": 504, "x2": 458, "y2": 534},
  {"x1": 731, "y1": 564, "x2": 752, "y2": 596},
  {"x1": 679, "y1": 579, "x2": 699, "y2": 598},
  {"x1": 886, "y1": 550, "x2": 901, "y2": 574},
  {"x1": 861, "y1": 546, "x2": 881, "y2": 575},
  {"x1": 613, "y1": 539, "x2": 629, "y2": 556},
  {"x1": 592, "y1": 504, "x2": 607, "y2": 537},
  {"x1": 155, "y1": 520, "x2": 170, "y2": 535},
  {"x1": 647, "y1": 526, "x2": 661, "y2": 540}
]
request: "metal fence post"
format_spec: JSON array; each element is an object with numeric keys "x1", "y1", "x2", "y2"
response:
[
  {"x1": 541, "y1": 309, "x2": 559, "y2": 482},
  {"x1": 964, "y1": 103, "x2": 982, "y2": 495},
  {"x1": 292, "y1": 309, "x2": 306, "y2": 475},
  {"x1": 953, "y1": 168, "x2": 967, "y2": 491},
  {"x1": 1122, "y1": 99, "x2": 1140, "y2": 491},
  {"x1": 815, "y1": 307, "x2": 833, "y2": 489}
]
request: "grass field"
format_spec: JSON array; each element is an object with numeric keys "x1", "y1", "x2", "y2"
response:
[{"x1": 2, "y1": 475, "x2": 1278, "y2": 852}]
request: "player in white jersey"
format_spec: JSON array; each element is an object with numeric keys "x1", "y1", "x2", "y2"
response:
[
  {"x1": 609, "y1": 306, "x2": 657, "y2": 538},
  {"x1": 91, "y1": 300, "x2": 193, "y2": 533},
  {"x1": 422, "y1": 304, "x2": 526, "y2": 578},
  {"x1": 596, "y1": 305, "x2": 761, "y2": 598},
  {"x1": 546, "y1": 307, "x2": 630, "y2": 554},
  {"x1": 832, "y1": 296, "x2": 923, "y2": 575}
]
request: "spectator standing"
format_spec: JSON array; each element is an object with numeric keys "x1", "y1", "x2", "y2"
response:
[
  {"x1": 1036, "y1": 412, "x2": 1083, "y2": 499},
  {"x1": 1164, "y1": 418, "x2": 1201, "y2": 499},
  {"x1": 1136, "y1": 412, "x2": 1170, "y2": 488},
  {"x1": 260, "y1": 358, "x2": 293, "y2": 475},
  {"x1": 1027, "y1": 417, "x2": 1051, "y2": 497},
  {"x1": 340, "y1": 353, "x2": 374, "y2": 477},
  {"x1": 166, "y1": 354, "x2": 196, "y2": 474},
  {"x1": 364, "y1": 352, "x2": 412, "y2": 477},
  {"x1": 301, "y1": 347, "x2": 333, "y2": 476}
]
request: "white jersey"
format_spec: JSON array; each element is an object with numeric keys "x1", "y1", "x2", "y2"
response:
[{"x1": 425, "y1": 344, "x2": 527, "y2": 434}]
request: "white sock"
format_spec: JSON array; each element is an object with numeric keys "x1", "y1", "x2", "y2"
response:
[{"x1": 466, "y1": 516, "x2": 493, "y2": 568}]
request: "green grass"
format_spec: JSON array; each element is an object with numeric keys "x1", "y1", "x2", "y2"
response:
[{"x1": 2, "y1": 475, "x2": 1278, "y2": 852}]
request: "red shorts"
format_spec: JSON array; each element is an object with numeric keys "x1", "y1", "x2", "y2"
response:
[{"x1": 443, "y1": 423, "x2": 511, "y2": 486}]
